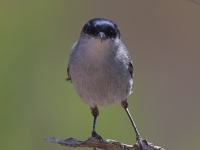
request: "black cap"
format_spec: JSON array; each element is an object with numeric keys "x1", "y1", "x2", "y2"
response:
[{"x1": 82, "y1": 18, "x2": 121, "y2": 39}]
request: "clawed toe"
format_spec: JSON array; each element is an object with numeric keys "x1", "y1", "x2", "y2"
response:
[
  {"x1": 136, "y1": 135, "x2": 141, "y2": 142},
  {"x1": 92, "y1": 131, "x2": 103, "y2": 141}
]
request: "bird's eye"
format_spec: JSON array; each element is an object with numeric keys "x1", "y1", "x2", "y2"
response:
[
  {"x1": 106, "y1": 29, "x2": 117, "y2": 38},
  {"x1": 85, "y1": 27, "x2": 97, "y2": 36},
  {"x1": 110, "y1": 30, "x2": 116, "y2": 37}
]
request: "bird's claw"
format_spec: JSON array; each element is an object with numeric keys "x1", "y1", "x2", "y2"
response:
[{"x1": 92, "y1": 131, "x2": 103, "y2": 141}]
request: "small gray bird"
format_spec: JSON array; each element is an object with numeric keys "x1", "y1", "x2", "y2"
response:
[{"x1": 67, "y1": 18, "x2": 140, "y2": 142}]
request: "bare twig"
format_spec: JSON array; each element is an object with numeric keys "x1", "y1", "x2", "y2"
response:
[{"x1": 44, "y1": 136, "x2": 164, "y2": 150}]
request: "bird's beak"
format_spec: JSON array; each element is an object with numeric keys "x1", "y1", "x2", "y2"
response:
[{"x1": 99, "y1": 32, "x2": 106, "y2": 43}]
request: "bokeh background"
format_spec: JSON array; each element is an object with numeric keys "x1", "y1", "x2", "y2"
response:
[{"x1": 1, "y1": 0, "x2": 200, "y2": 150}]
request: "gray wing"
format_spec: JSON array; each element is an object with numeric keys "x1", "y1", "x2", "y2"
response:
[
  {"x1": 66, "y1": 42, "x2": 78, "y2": 82},
  {"x1": 66, "y1": 66, "x2": 71, "y2": 81},
  {"x1": 128, "y1": 61, "x2": 134, "y2": 78}
]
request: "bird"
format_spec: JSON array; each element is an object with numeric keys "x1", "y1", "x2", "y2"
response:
[{"x1": 67, "y1": 18, "x2": 140, "y2": 143}]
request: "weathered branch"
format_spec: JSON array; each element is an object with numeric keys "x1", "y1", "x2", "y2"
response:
[{"x1": 44, "y1": 136, "x2": 164, "y2": 150}]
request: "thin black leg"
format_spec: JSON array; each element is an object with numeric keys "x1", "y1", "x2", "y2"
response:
[
  {"x1": 121, "y1": 100, "x2": 141, "y2": 141},
  {"x1": 90, "y1": 106, "x2": 102, "y2": 150},
  {"x1": 90, "y1": 106, "x2": 99, "y2": 137}
]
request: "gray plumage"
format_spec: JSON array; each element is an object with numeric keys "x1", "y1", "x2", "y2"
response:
[
  {"x1": 67, "y1": 18, "x2": 140, "y2": 143},
  {"x1": 67, "y1": 28, "x2": 133, "y2": 108}
]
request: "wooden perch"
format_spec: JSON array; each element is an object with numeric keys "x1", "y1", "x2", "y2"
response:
[{"x1": 44, "y1": 136, "x2": 165, "y2": 150}]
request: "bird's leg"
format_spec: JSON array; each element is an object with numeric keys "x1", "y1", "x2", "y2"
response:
[
  {"x1": 121, "y1": 99, "x2": 141, "y2": 141},
  {"x1": 90, "y1": 106, "x2": 102, "y2": 150},
  {"x1": 90, "y1": 106, "x2": 102, "y2": 138}
]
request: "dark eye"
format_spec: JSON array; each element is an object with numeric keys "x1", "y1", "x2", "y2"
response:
[
  {"x1": 85, "y1": 27, "x2": 98, "y2": 36},
  {"x1": 106, "y1": 29, "x2": 117, "y2": 38},
  {"x1": 110, "y1": 30, "x2": 116, "y2": 37}
]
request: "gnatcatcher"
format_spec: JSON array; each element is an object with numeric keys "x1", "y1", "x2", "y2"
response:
[{"x1": 67, "y1": 18, "x2": 140, "y2": 142}]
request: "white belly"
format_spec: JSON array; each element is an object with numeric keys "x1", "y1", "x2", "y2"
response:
[
  {"x1": 70, "y1": 61, "x2": 132, "y2": 107},
  {"x1": 69, "y1": 37, "x2": 133, "y2": 107}
]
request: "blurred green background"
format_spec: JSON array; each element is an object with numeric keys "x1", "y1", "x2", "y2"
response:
[{"x1": 1, "y1": 0, "x2": 200, "y2": 150}]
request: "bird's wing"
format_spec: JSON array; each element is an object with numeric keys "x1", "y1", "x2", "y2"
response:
[
  {"x1": 66, "y1": 66, "x2": 72, "y2": 81},
  {"x1": 128, "y1": 61, "x2": 134, "y2": 78}
]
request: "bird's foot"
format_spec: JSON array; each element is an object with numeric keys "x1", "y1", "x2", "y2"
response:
[
  {"x1": 136, "y1": 135, "x2": 146, "y2": 148},
  {"x1": 136, "y1": 135, "x2": 142, "y2": 142},
  {"x1": 91, "y1": 131, "x2": 103, "y2": 141},
  {"x1": 91, "y1": 131, "x2": 103, "y2": 150}
]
